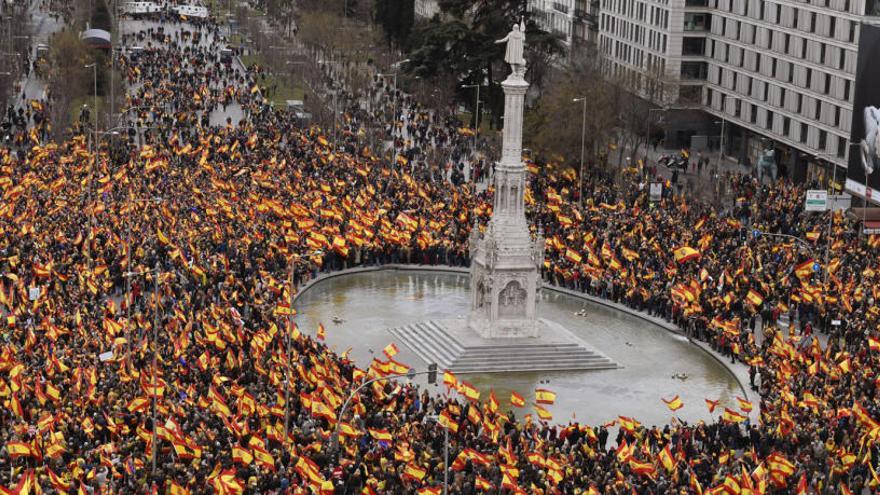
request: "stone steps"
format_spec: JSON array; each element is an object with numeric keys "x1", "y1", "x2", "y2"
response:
[{"x1": 389, "y1": 320, "x2": 617, "y2": 374}]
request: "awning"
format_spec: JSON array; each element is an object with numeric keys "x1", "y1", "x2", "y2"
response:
[{"x1": 80, "y1": 29, "x2": 111, "y2": 49}]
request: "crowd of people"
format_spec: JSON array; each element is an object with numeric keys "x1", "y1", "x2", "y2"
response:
[{"x1": 0, "y1": 4, "x2": 880, "y2": 495}]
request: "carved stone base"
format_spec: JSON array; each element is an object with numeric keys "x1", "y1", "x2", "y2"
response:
[
  {"x1": 389, "y1": 318, "x2": 618, "y2": 373},
  {"x1": 468, "y1": 313, "x2": 538, "y2": 339}
]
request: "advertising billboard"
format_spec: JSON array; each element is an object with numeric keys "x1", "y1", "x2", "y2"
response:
[{"x1": 845, "y1": 23, "x2": 880, "y2": 203}]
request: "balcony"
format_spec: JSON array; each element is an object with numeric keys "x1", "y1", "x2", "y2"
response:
[
  {"x1": 684, "y1": 13, "x2": 710, "y2": 31},
  {"x1": 553, "y1": 1, "x2": 570, "y2": 14},
  {"x1": 680, "y1": 61, "x2": 708, "y2": 80},
  {"x1": 681, "y1": 37, "x2": 706, "y2": 56}
]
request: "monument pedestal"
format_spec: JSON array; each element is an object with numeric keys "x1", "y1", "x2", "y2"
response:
[
  {"x1": 390, "y1": 318, "x2": 617, "y2": 373},
  {"x1": 388, "y1": 33, "x2": 617, "y2": 375}
]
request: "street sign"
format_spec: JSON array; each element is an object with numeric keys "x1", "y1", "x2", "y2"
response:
[
  {"x1": 828, "y1": 194, "x2": 851, "y2": 211},
  {"x1": 805, "y1": 190, "x2": 828, "y2": 211},
  {"x1": 649, "y1": 182, "x2": 663, "y2": 202},
  {"x1": 813, "y1": 262, "x2": 821, "y2": 273}
]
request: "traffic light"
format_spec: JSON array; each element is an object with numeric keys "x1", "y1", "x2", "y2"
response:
[{"x1": 427, "y1": 363, "x2": 437, "y2": 384}]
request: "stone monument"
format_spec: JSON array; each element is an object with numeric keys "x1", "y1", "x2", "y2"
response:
[
  {"x1": 468, "y1": 21, "x2": 544, "y2": 339},
  {"x1": 389, "y1": 23, "x2": 617, "y2": 373}
]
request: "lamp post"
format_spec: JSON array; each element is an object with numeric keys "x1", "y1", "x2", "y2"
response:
[
  {"x1": 462, "y1": 83, "x2": 481, "y2": 150},
  {"x1": 573, "y1": 97, "x2": 587, "y2": 207},
  {"x1": 645, "y1": 108, "x2": 666, "y2": 163},
  {"x1": 283, "y1": 254, "x2": 296, "y2": 446},
  {"x1": 285, "y1": 60, "x2": 306, "y2": 100},
  {"x1": 378, "y1": 71, "x2": 398, "y2": 125},
  {"x1": 123, "y1": 196, "x2": 162, "y2": 359},
  {"x1": 124, "y1": 263, "x2": 162, "y2": 475},
  {"x1": 424, "y1": 414, "x2": 450, "y2": 495}
]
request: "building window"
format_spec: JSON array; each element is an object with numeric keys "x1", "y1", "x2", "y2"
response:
[
  {"x1": 810, "y1": 12, "x2": 816, "y2": 32},
  {"x1": 766, "y1": 110, "x2": 774, "y2": 129},
  {"x1": 824, "y1": 74, "x2": 831, "y2": 94},
  {"x1": 844, "y1": 79, "x2": 851, "y2": 100},
  {"x1": 750, "y1": 104, "x2": 758, "y2": 124},
  {"x1": 784, "y1": 33, "x2": 791, "y2": 54},
  {"x1": 797, "y1": 94, "x2": 803, "y2": 113},
  {"x1": 806, "y1": 68, "x2": 812, "y2": 89},
  {"x1": 800, "y1": 123, "x2": 808, "y2": 143},
  {"x1": 680, "y1": 61, "x2": 708, "y2": 79},
  {"x1": 819, "y1": 130, "x2": 827, "y2": 150},
  {"x1": 783, "y1": 117, "x2": 791, "y2": 136},
  {"x1": 835, "y1": 106, "x2": 841, "y2": 126},
  {"x1": 829, "y1": 17, "x2": 836, "y2": 38},
  {"x1": 838, "y1": 136, "x2": 847, "y2": 158},
  {"x1": 820, "y1": 43, "x2": 826, "y2": 64}
]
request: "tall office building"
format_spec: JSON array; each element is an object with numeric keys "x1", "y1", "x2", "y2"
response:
[{"x1": 596, "y1": 0, "x2": 880, "y2": 187}]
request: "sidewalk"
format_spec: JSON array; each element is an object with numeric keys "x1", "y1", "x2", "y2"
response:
[{"x1": 13, "y1": 1, "x2": 64, "y2": 110}]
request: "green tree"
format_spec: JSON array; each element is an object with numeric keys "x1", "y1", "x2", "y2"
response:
[
  {"x1": 374, "y1": 0, "x2": 415, "y2": 49},
  {"x1": 402, "y1": 0, "x2": 563, "y2": 128}
]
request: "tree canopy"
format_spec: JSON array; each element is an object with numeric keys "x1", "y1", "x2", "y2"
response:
[{"x1": 381, "y1": 0, "x2": 564, "y2": 127}]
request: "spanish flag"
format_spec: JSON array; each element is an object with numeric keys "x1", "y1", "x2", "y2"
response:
[
  {"x1": 438, "y1": 409, "x2": 459, "y2": 433},
  {"x1": 661, "y1": 395, "x2": 684, "y2": 412},
  {"x1": 6, "y1": 441, "x2": 32, "y2": 458},
  {"x1": 704, "y1": 398, "x2": 719, "y2": 413},
  {"x1": 382, "y1": 343, "x2": 399, "y2": 359},
  {"x1": 402, "y1": 463, "x2": 427, "y2": 482},
  {"x1": 805, "y1": 231, "x2": 820, "y2": 242},
  {"x1": 232, "y1": 445, "x2": 252, "y2": 465},
  {"x1": 368, "y1": 428, "x2": 392, "y2": 442},
  {"x1": 535, "y1": 388, "x2": 556, "y2": 405},
  {"x1": 737, "y1": 396, "x2": 753, "y2": 413},
  {"x1": 317, "y1": 323, "x2": 326, "y2": 341},
  {"x1": 564, "y1": 248, "x2": 582, "y2": 264},
  {"x1": 510, "y1": 391, "x2": 526, "y2": 407},
  {"x1": 869, "y1": 336, "x2": 880, "y2": 352},
  {"x1": 794, "y1": 259, "x2": 816, "y2": 280},
  {"x1": 745, "y1": 289, "x2": 764, "y2": 307},
  {"x1": 534, "y1": 404, "x2": 553, "y2": 421},
  {"x1": 442, "y1": 370, "x2": 457, "y2": 388},
  {"x1": 658, "y1": 443, "x2": 676, "y2": 472},
  {"x1": 459, "y1": 381, "x2": 480, "y2": 401},
  {"x1": 722, "y1": 407, "x2": 747, "y2": 423},
  {"x1": 674, "y1": 246, "x2": 700, "y2": 264}
]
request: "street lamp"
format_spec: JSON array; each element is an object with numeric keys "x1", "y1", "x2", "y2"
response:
[
  {"x1": 122, "y1": 196, "x2": 163, "y2": 360},
  {"x1": 424, "y1": 414, "x2": 450, "y2": 495},
  {"x1": 123, "y1": 263, "x2": 163, "y2": 475},
  {"x1": 573, "y1": 97, "x2": 587, "y2": 206},
  {"x1": 462, "y1": 83, "x2": 481, "y2": 147}
]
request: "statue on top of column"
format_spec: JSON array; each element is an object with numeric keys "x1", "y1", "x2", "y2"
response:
[{"x1": 496, "y1": 19, "x2": 526, "y2": 77}]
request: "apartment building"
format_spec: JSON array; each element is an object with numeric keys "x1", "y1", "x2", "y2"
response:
[
  {"x1": 528, "y1": 0, "x2": 600, "y2": 45},
  {"x1": 596, "y1": 0, "x2": 880, "y2": 188}
]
